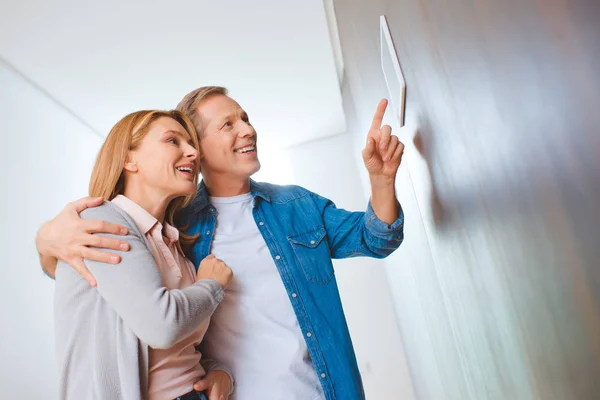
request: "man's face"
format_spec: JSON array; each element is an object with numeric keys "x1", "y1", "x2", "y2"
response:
[{"x1": 195, "y1": 94, "x2": 260, "y2": 182}]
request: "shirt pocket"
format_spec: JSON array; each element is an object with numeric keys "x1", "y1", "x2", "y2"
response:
[{"x1": 287, "y1": 227, "x2": 334, "y2": 284}]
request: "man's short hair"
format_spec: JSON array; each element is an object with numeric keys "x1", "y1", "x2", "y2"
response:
[{"x1": 176, "y1": 86, "x2": 228, "y2": 136}]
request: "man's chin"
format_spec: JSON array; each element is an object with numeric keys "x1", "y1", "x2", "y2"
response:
[
  {"x1": 242, "y1": 160, "x2": 261, "y2": 178},
  {"x1": 250, "y1": 162, "x2": 262, "y2": 176}
]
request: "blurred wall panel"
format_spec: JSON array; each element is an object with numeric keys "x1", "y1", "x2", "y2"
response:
[{"x1": 333, "y1": 0, "x2": 600, "y2": 398}]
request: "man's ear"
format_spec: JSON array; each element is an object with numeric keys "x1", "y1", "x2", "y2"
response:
[{"x1": 198, "y1": 142, "x2": 205, "y2": 160}]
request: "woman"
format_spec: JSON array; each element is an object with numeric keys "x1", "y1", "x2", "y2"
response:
[{"x1": 54, "y1": 110, "x2": 233, "y2": 400}]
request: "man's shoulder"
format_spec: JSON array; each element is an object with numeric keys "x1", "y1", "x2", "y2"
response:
[{"x1": 253, "y1": 181, "x2": 313, "y2": 204}]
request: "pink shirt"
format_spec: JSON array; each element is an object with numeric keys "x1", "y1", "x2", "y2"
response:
[{"x1": 111, "y1": 195, "x2": 208, "y2": 400}]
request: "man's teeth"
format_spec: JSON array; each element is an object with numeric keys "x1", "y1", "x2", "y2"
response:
[
  {"x1": 235, "y1": 145, "x2": 256, "y2": 154},
  {"x1": 177, "y1": 167, "x2": 193, "y2": 173}
]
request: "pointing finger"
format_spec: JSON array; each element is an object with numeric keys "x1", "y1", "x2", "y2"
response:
[{"x1": 369, "y1": 99, "x2": 388, "y2": 132}]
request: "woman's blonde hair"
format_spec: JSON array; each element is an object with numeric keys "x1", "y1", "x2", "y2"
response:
[{"x1": 89, "y1": 110, "x2": 200, "y2": 245}]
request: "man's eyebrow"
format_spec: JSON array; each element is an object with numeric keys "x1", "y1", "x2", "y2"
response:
[{"x1": 216, "y1": 109, "x2": 249, "y2": 123}]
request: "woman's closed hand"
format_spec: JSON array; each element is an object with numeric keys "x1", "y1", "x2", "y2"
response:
[{"x1": 196, "y1": 255, "x2": 233, "y2": 289}]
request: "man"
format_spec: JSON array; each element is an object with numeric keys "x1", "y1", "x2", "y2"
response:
[{"x1": 37, "y1": 86, "x2": 405, "y2": 400}]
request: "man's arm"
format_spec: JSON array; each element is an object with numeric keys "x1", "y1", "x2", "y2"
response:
[
  {"x1": 362, "y1": 98, "x2": 404, "y2": 225},
  {"x1": 369, "y1": 175, "x2": 399, "y2": 225},
  {"x1": 309, "y1": 192, "x2": 404, "y2": 259},
  {"x1": 36, "y1": 196, "x2": 130, "y2": 285},
  {"x1": 309, "y1": 99, "x2": 405, "y2": 259},
  {"x1": 38, "y1": 250, "x2": 58, "y2": 279}
]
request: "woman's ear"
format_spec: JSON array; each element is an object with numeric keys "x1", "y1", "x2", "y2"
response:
[
  {"x1": 124, "y1": 158, "x2": 138, "y2": 172},
  {"x1": 123, "y1": 148, "x2": 139, "y2": 172}
]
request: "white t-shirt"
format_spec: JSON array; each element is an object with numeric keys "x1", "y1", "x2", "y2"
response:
[{"x1": 201, "y1": 193, "x2": 324, "y2": 400}]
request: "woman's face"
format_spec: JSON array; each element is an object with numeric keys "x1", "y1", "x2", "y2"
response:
[{"x1": 126, "y1": 117, "x2": 199, "y2": 199}]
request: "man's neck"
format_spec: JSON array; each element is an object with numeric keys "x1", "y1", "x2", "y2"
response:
[{"x1": 204, "y1": 175, "x2": 251, "y2": 197}]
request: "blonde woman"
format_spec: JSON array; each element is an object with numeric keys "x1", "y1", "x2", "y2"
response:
[{"x1": 54, "y1": 110, "x2": 233, "y2": 400}]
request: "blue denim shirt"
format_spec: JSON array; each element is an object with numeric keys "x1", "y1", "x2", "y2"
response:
[{"x1": 178, "y1": 180, "x2": 404, "y2": 400}]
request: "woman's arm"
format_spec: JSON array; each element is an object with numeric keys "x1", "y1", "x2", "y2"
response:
[{"x1": 59, "y1": 203, "x2": 224, "y2": 349}]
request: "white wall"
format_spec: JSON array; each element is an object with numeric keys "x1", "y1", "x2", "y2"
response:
[
  {"x1": 0, "y1": 61, "x2": 102, "y2": 399},
  {"x1": 0, "y1": 0, "x2": 346, "y2": 149},
  {"x1": 285, "y1": 134, "x2": 416, "y2": 400}
]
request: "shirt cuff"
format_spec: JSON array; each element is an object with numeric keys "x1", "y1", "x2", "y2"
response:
[
  {"x1": 365, "y1": 201, "x2": 404, "y2": 239},
  {"x1": 196, "y1": 278, "x2": 225, "y2": 303}
]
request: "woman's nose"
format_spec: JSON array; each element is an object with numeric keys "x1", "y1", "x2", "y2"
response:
[{"x1": 184, "y1": 143, "x2": 199, "y2": 160}]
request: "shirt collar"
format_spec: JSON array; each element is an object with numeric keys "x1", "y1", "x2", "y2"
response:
[
  {"x1": 191, "y1": 179, "x2": 271, "y2": 211},
  {"x1": 111, "y1": 195, "x2": 180, "y2": 242}
]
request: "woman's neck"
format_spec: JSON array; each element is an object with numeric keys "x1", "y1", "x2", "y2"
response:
[{"x1": 122, "y1": 184, "x2": 171, "y2": 222}]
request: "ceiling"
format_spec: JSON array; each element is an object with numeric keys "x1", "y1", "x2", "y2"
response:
[{"x1": 0, "y1": 0, "x2": 345, "y2": 148}]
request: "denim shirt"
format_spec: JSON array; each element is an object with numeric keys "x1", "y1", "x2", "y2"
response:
[{"x1": 178, "y1": 180, "x2": 404, "y2": 400}]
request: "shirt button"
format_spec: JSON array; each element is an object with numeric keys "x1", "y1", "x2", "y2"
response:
[
  {"x1": 275, "y1": 255, "x2": 281, "y2": 260},
  {"x1": 310, "y1": 240, "x2": 316, "y2": 244},
  {"x1": 206, "y1": 231, "x2": 211, "y2": 235},
  {"x1": 209, "y1": 208, "x2": 214, "y2": 212},
  {"x1": 291, "y1": 293, "x2": 297, "y2": 298},
  {"x1": 321, "y1": 373, "x2": 326, "y2": 378},
  {"x1": 306, "y1": 332, "x2": 312, "y2": 337},
  {"x1": 259, "y1": 221, "x2": 264, "y2": 226}
]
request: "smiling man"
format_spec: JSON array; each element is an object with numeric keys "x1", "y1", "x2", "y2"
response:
[{"x1": 37, "y1": 86, "x2": 405, "y2": 400}]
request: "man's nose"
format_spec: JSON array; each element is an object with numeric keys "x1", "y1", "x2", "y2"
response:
[{"x1": 238, "y1": 122, "x2": 255, "y2": 138}]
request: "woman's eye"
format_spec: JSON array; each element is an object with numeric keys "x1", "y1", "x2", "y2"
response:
[
  {"x1": 223, "y1": 121, "x2": 232, "y2": 128},
  {"x1": 167, "y1": 137, "x2": 178, "y2": 145}
]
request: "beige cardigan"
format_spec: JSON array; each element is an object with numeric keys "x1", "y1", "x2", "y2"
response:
[{"x1": 54, "y1": 202, "x2": 225, "y2": 400}]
